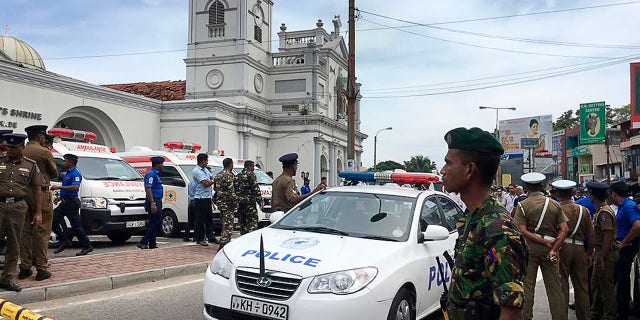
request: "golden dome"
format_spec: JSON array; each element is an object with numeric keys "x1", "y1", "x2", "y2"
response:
[{"x1": 0, "y1": 35, "x2": 45, "y2": 70}]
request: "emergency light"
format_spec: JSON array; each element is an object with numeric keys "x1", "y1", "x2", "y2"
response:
[
  {"x1": 338, "y1": 172, "x2": 439, "y2": 184},
  {"x1": 163, "y1": 141, "x2": 202, "y2": 152},
  {"x1": 48, "y1": 128, "x2": 97, "y2": 142}
]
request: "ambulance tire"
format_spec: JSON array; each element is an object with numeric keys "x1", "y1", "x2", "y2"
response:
[
  {"x1": 161, "y1": 209, "x2": 180, "y2": 238},
  {"x1": 107, "y1": 231, "x2": 132, "y2": 244},
  {"x1": 387, "y1": 287, "x2": 416, "y2": 320}
]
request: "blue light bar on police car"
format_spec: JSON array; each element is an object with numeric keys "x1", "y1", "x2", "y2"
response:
[{"x1": 339, "y1": 172, "x2": 439, "y2": 184}]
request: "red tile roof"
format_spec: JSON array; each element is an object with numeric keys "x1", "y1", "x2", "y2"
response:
[{"x1": 103, "y1": 80, "x2": 186, "y2": 101}]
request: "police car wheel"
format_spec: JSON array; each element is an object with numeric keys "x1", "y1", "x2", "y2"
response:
[
  {"x1": 387, "y1": 288, "x2": 415, "y2": 320},
  {"x1": 161, "y1": 210, "x2": 180, "y2": 238}
]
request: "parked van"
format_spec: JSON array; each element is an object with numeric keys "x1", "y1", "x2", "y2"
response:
[{"x1": 48, "y1": 128, "x2": 147, "y2": 244}]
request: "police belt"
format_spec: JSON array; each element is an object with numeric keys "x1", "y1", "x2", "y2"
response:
[
  {"x1": 534, "y1": 233, "x2": 556, "y2": 241},
  {"x1": 563, "y1": 238, "x2": 584, "y2": 246},
  {"x1": 0, "y1": 196, "x2": 24, "y2": 203}
]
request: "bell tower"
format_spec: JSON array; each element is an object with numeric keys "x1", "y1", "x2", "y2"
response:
[{"x1": 186, "y1": 0, "x2": 273, "y2": 100}]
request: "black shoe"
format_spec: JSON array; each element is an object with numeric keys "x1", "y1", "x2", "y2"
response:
[
  {"x1": 183, "y1": 237, "x2": 191, "y2": 242},
  {"x1": 18, "y1": 268, "x2": 33, "y2": 280},
  {"x1": 568, "y1": 302, "x2": 576, "y2": 310},
  {"x1": 76, "y1": 247, "x2": 93, "y2": 256},
  {"x1": 0, "y1": 281, "x2": 21, "y2": 292},
  {"x1": 54, "y1": 240, "x2": 72, "y2": 254},
  {"x1": 137, "y1": 243, "x2": 148, "y2": 250},
  {"x1": 148, "y1": 244, "x2": 158, "y2": 249},
  {"x1": 35, "y1": 269, "x2": 51, "y2": 281}
]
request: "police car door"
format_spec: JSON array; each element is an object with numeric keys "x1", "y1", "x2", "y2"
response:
[{"x1": 416, "y1": 195, "x2": 452, "y2": 313}]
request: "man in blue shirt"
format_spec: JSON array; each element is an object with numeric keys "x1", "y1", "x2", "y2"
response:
[
  {"x1": 51, "y1": 154, "x2": 92, "y2": 256},
  {"x1": 192, "y1": 153, "x2": 216, "y2": 246},
  {"x1": 183, "y1": 180, "x2": 196, "y2": 242},
  {"x1": 610, "y1": 181, "x2": 640, "y2": 320},
  {"x1": 138, "y1": 156, "x2": 164, "y2": 250},
  {"x1": 300, "y1": 179, "x2": 311, "y2": 195}
]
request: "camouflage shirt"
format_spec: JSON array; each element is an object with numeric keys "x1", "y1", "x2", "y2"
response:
[
  {"x1": 235, "y1": 169, "x2": 263, "y2": 206},
  {"x1": 213, "y1": 170, "x2": 237, "y2": 204},
  {"x1": 448, "y1": 197, "x2": 527, "y2": 309}
]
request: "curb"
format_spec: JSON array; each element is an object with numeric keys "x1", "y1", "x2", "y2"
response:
[{"x1": 1, "y1": 262, "x2": 209, "y2": 305}]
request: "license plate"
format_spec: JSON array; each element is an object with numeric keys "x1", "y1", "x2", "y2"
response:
[
  {"x1": 126, "y1": 221, "x2": 145, "y2": 228},
  {"x1": 230, "y1": 295, "x2": 288, "y2": 320}
]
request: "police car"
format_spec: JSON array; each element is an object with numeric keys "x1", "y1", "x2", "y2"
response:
[{"x1": 203, "y1": 172, "x2": 461, "y2": 320}]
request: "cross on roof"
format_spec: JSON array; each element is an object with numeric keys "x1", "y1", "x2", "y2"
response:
[{"x1": 2, "y1": 25, "x2": 9, "y2": 36}]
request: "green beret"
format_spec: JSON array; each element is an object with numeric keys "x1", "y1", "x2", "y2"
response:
[{"x1": 444, "y1": 127, "x2": 504, "y2": 156}]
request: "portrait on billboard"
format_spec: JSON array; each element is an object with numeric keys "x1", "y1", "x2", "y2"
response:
[{"x1": 526, "y1": 118, "x2": 546, "y2": 153}]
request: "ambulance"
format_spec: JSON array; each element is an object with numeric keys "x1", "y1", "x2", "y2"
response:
[
  {"x1": 48, "y1": 128, "x2": 147, "y2": 244},
  {"x1": 119, "y1": 142, "x2": 224, "y2": 238}
]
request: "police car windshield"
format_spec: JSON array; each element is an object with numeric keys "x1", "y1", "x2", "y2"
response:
[
  {"x1": 273, "y1": 192, "x2": 416, "y2": 242},
  {"x1": 180, "y1": 165, "x2": 221, "y2": 182},
  {"x1": 232, "y1": 168, "x2": 273, "y2": 184},
  {"x1": 76, "y1": 157, "x2": 142, "y2": 181}
]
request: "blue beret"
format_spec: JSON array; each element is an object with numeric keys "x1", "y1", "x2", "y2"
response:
[
  {"x1": 279, "y1": 153, "x2": 298, "y2": 164},
  {"x1": 444, "y1": 127, "x2": 504, "y2": 156},
  {"x1": 586, "y1": 181, "x2": 609, "y2": 190},
  {"x1": 2, "y1": 133, "x2": 27, "y2": 147},
  {"x1": 63, "y1": 153, "x2": 78, "y2": 163},
  {"x1": 150, "y1": 156, "x2": 165, "y2": 164},
  {"x1": 24, "y1": 125, "x2": 48, "y2": 135}
]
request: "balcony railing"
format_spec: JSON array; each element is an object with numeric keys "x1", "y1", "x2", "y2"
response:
[{"x1": 272, "y1": 54, "x2": 305, "y2": 67}]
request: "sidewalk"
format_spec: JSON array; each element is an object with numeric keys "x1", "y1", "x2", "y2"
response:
[{"x1": 0, "y1": 243, "x2": 218, "y2": 305}]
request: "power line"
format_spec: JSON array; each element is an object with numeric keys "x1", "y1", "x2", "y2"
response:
[
  {"x1": 360, "y1": 18, "x2": 616, "y2": 60},
  {"x1": 359, "y1": 1, "x2": 640, "y2": 27},
  {"x1": 359, "y1": 9, "x2": 640, "y2": 50}
]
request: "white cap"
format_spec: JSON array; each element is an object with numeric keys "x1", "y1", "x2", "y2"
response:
[
  {"x1": 521, "y1": 172, "x2": 546, "y2": 184},
  {"x1": 551, "y1": 179, "x2": 577, "y2": 190}
]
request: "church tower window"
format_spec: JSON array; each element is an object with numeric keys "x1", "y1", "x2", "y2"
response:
[{"x1": 208, "y1": 1, "x2": 225, "y2": 38}]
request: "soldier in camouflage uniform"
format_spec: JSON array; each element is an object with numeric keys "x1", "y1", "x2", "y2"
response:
[
  {"x1": 441, "y1": 127, "x2": 527, "y2": 320},
  {"x1": 214, "y1": 158, "x2": 237, "y2": 248},
  {"x1": 235, "y1": 160, "x2": 263, "y2": 235}
]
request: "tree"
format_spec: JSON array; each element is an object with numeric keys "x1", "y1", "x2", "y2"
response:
[
  {"x1": 404, "y1": 155, "x2": 436, "y2": 173},
  {"x1": 369, "y1": 160, "x2": 404, "y2": 172},
  {"x1": 553, "y1": 109, "x2": 579, "y2": 131},
  {"x1": 606, "y1": 104, "x2": 630, "y2": 126}
]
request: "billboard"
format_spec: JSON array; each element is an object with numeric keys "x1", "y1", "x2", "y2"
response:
[
  {"x1": 499, "y1": 114, "x2": 553, "y2": 157},
  {"x1": 632, "y1": 63, "x2": 640, "y2": 129},
  {"x1": 579, "y1": 101, "x2": 606, "y2": 144}
]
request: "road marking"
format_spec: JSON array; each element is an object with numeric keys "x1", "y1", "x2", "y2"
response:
[{"x1": 35, "y1": 278, "x2": 204, "y2": 312}]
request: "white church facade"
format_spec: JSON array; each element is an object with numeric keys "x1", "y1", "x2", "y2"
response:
[{"x1": 0, "y1": 0, "x2": 366, "y2": 186}]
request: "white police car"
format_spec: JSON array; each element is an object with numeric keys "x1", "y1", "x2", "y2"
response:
[{"x1": 203, "y1": 172, "x2": 461, "y2": 320}]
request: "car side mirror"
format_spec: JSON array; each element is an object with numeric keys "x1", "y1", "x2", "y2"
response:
[
  {"x1": 418, "y1": 225, "x2": 449, "y2": 243},
  {"x1": 170, "y1": 177, "x2": 186, "y2": 187},
  {"x1": 268, "y1": 211, "x2": 285, "y2": 224}
]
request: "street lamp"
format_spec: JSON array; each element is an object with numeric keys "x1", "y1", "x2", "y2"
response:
[
  {"x1": 479, "y1": 106, "x2": 516, "y2": 139},
  {"x1": 373, "y1": 127, "x2": 393, "y2": 172}
]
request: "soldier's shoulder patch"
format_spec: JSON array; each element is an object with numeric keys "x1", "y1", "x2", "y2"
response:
[{"x1": 23, "y1": 156, "x2": 37, "y2": 164}]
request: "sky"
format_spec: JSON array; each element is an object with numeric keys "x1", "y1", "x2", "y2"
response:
[{"x1": 2, "y1": 0, "x2": 639, "y2": 169}]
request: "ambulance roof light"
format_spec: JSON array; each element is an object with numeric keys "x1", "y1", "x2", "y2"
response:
[
  {"x1": 338, "y1": 172, "x2": 439, "y2": 185},
  {"x1": 48, "y1": 128, "x2": 97, "y2": 142},
  {"x1": 210, "y1": 149, "x2": 224, "y2": 156},
  {"x1": 163, "y1": 142, "x2": 202, "y2": 152}
]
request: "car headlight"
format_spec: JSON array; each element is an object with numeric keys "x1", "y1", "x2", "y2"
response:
[
  {"x1": 308, "y1": 267, "x2": 377, "y2": 295},
  {"x1": 209, "y1": 250, "x2": 233, "y2": 279},
  {"x1": 81, "y1": 197, "x2": 107, "y2": 209}
]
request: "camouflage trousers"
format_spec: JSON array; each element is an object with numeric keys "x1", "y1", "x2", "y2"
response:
[
  {"x1": 218, "y1": 200, "x2": 237, "y2": 245},
  {"x1": 238, "y1": 202, "x2": 258, "y2": 235}
]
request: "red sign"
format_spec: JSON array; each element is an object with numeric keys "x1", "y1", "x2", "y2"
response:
[{"x1": 631, "y1": 63, "x2": 640, "y2": 128}]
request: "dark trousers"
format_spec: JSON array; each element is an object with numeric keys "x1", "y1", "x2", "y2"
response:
[
  {"x1": 615, "y1": 239, "x2": 640, "y2": 319},
  {"x1": 52, "y1": 198, "x2": 90, "y2": 248},
  {"x1": 140, "y1": 198, "x2": 163, "y2": 247},
  {"x1": 184, "y1": 199, "x2": 195, "y2": 238},
  {"x1": 194, "y1": 198, "x2": 215, "y2": 242}
]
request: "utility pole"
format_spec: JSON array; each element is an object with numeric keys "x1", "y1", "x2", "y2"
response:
[
  {"x1": 346, "y1": 0, "x2": 357, "y2": 171},
  {"x1": 606, "y1": 128, "x2": 611, "y2": 184}
]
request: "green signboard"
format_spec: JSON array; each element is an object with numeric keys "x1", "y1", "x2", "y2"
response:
[{"x1": 580, "y1": 101, "x2": 606, "y2": 144}]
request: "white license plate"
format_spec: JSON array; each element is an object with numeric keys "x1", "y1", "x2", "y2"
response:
[
  {"x1": 126, "y1": 221, "x2": 145, "y2": 228},
  {"x1": 230, "y1": 295, "x2": 288, "y2": 320}
]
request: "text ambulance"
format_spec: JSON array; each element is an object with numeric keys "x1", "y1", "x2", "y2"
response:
[{"x1": 48, "y1": 128, "x2": 147, "y2": 244}]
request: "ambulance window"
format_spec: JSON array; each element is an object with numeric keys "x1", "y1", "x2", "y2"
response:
[
  {"x1": 420, "y1": 197, "x2": 442, "y2": 231},
  {"x1": 437, "y1": 196, "x2": 463, "y2": 231},
  {"x1": 160, "y1": 166, "x2": 181, "y2": 179}
]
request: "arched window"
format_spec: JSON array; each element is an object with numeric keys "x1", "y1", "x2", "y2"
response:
[{"x1": 208, "y1": 1, "x2": 225, "y2": 25}]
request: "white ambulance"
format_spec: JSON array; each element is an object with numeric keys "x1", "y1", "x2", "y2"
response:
[
  {"x1": 48, "y1": 128, "x2": 147, "y2": 244},
  {"x1": 119, "y1": 142, "x2": 223, "y2": 237}
]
